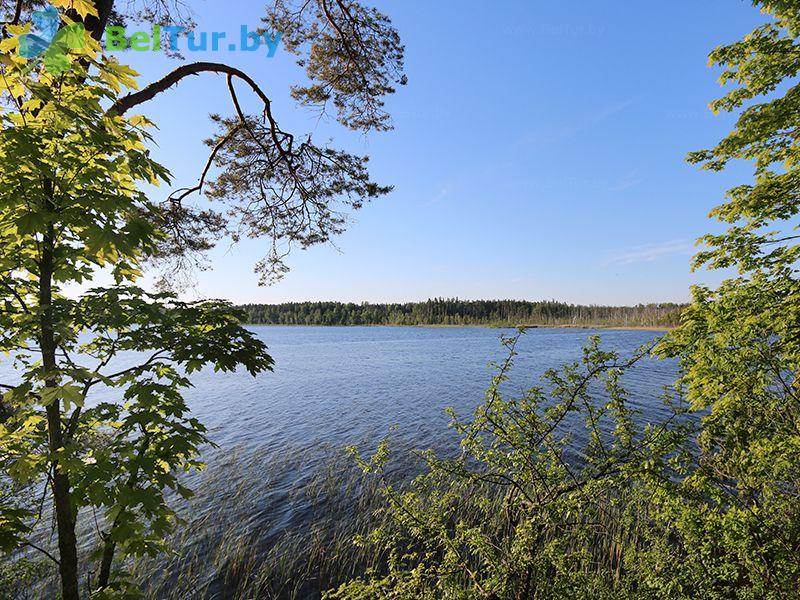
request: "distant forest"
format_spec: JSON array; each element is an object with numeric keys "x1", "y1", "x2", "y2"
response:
[{"x1": 239, "y1": 299, "x2": 685, "y2": 328}]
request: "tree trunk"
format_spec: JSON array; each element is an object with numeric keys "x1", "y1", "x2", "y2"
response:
[
  {"x1": 97, "y1": 537, "x2": 116, "y2": 590},
  {"x1": 40, "y1": 223, "x2": 81, "y2": 600},
  {"x1": 96, "y1": 432, "x2": 149, "y2": 589},
  {"x1": 26, "y1": 6, "x2": 118, "y2": 598},
  {"x1": 34, "y1": 8, "x2": 116, "y2": 597}
]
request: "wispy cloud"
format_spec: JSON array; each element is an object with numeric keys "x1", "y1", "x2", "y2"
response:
[
  {"x1": 591, "y1": 99, "x2": 634, "y2": 123},
  {"x1": 430, "y1": 186, "x2": 453, "y2": 203},
  {"x1": 609, "y1": 170, "x2": 643, "y2": 193},
  {"x1": 427, "y1": 99, "x2": 636, "y2": 204},
  {"x1": 440, "y1": 99, "x2": 636, "y2": 190},
  {"x1": 604, "y1": 239, "x2": 694, "y2": 266},
  {"x1": 509, "y1": 99, "x2": 635, "y2": 155}
]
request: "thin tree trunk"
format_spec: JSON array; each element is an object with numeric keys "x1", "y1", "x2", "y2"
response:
[
  {"x1": 37, "y1": 7, "x2": 116, "y2": 596},
  {"x1": 97, "y1": 537, "x2": 116, "y2": 590},
  {"x1": 96, "y1": 432, "x2": 150, "y2": 589},
  {"x1": 40, "y1": 222, "x2": 81, "y2": 600},
  {"x1": 30, "y1": 6, "x2": 115, "y2": 597}
]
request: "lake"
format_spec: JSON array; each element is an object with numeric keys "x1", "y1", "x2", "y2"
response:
[
  {"x1": 3, "y1": 325, "x2": 681, "y2": 516},
  {"x1": 187, "y1": 326, "x2": 679, "y2": 459},
  {"x1": 173, "y1": 326, "x2": 681, "y2": 530},
  {"x1": 6, "y1": 326, "x2": 684, "y2": 596},
  {"x1": 168, "y1": 325, "x2": 682, "y2": 590}
]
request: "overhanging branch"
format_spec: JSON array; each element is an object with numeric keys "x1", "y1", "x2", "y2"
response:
[
  {"x1": 110, "y1": 59, "x2": 390, "y2": 286},
  {"x1": 109, "y1": 62, "x2": 275, "y2": 117}
]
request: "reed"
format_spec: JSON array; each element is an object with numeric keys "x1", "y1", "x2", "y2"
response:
[
  {"x1": 124, "y1": 450, "x2": 650, "y2": 599},
  {"x1": 130, "y1": 446, "x2": 397, "y2": 599}
]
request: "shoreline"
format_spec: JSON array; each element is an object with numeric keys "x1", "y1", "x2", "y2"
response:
[{"x1": 243, "y1": 323, "x2": 674, "y2": 332}]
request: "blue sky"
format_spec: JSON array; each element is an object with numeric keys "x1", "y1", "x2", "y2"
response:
[{"x1": 106, "y1": 0, "x2": 764, "y2": 305}]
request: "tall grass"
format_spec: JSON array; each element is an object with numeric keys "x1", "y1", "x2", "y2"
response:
[
  {"x1": 127, "y1": 450, "x2": 652, "y2": 599},
  {"x1": 6, "y1": 444, "x2": 654, "y2": 599},
  {"x1": 130, "y1": 447, "x2": 397, "y2": 599}
]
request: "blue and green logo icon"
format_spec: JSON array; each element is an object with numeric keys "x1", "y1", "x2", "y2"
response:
[{"x1": 19, "y1": 5, "x2": 85, "y2": 74}]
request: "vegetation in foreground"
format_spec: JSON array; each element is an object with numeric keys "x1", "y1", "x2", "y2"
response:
[{"x1": 240, "y1": 300, "x2": 685, "y2": 329}]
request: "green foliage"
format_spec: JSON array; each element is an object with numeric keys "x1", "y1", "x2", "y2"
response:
[
  {"x1": 0, "y1": 0, "x2": 407, "y2": 596},
  {"x1": 267, "y1": 0, "x2": 406, "y2": 132},
  {"x1": 0, "y1": 556, "x2": 48, "y2": 599},
  {"x1": 0, "y1": 16, "x2": 273, "y2": 598},
  {"x1": 649, "y1": 1, "x2": 800, "y2": 595}
]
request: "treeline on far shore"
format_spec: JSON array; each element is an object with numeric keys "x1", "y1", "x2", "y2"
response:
[{"x1": 238, "y1": 299, "x2": 686, "y2": 328}]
